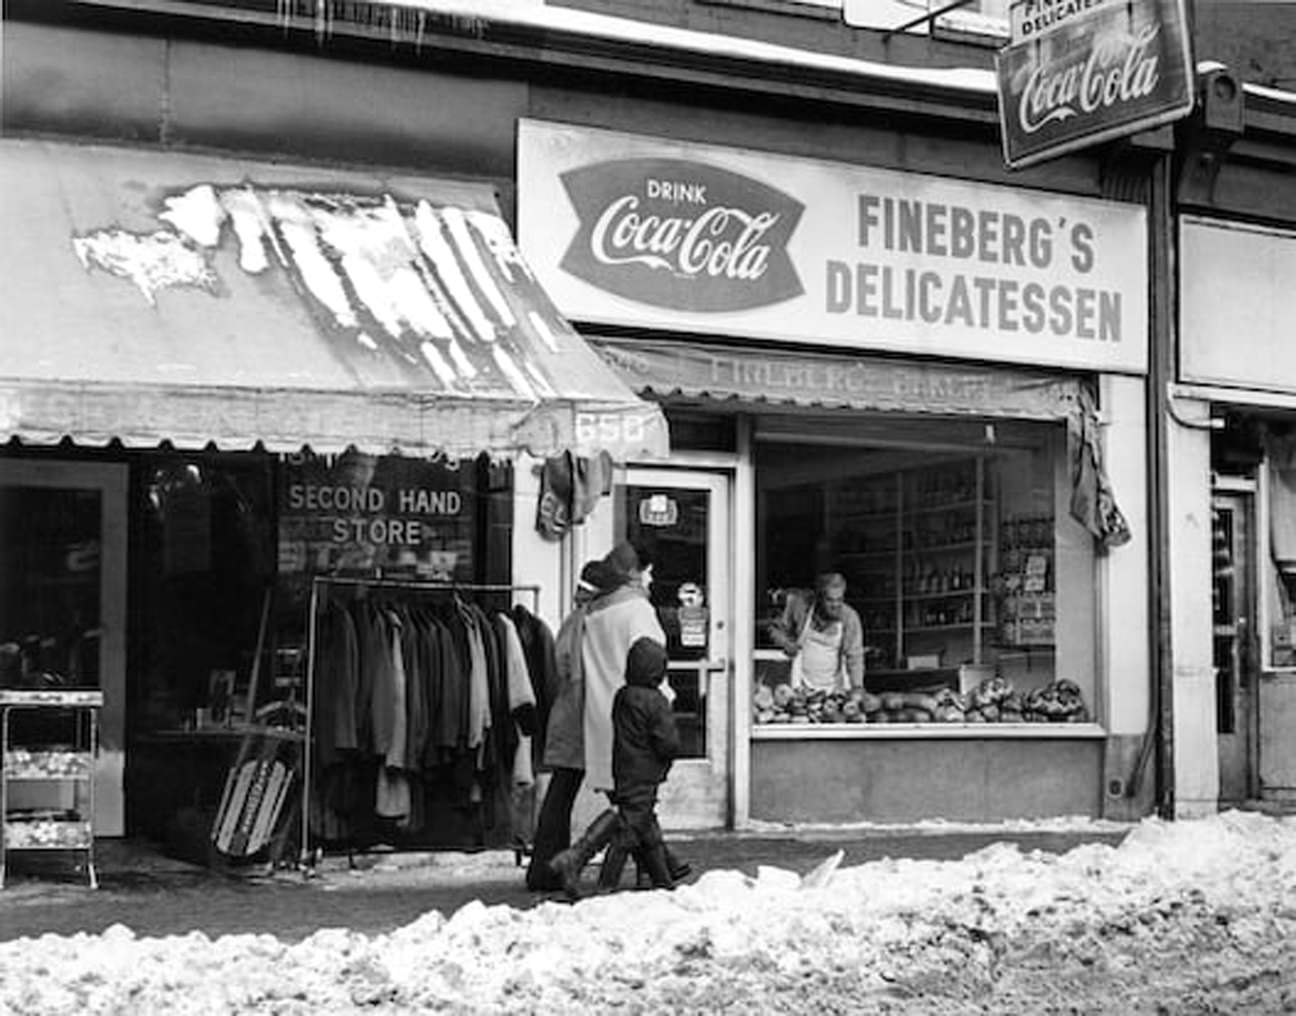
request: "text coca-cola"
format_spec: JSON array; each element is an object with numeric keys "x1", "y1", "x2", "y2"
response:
[
  {"x1": 1018, "y1": 25, "x2": 1162, "y2": 134},
  {"x1": 589, "y1": 194, "x2": 781, "y2": 281}
]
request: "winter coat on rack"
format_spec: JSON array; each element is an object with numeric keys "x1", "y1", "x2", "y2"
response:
[
  {"x1": 510, "y1": 605, "x2": 557, "y2": 760},
  {"x1": 315, "y1": 601, "x2": 359, "y2": 767},
  {"x1": 496, "y1": 612, "x2": 538, "y2": 788}
]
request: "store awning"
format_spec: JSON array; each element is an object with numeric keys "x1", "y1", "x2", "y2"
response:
[
  {"x1": 589, "y1": 335, "x2": 1081, "y2": 421},
  {"x1": 0, "y1": 140, "x2": 668, "y2": 461},
  {"x1": 592, "y1": 335, "x2": 1132, "y2": 549}
]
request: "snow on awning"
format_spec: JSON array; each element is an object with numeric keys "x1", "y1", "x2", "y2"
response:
[{"x1": 0, "y1": 139, "x2": 668, "y2": 462}]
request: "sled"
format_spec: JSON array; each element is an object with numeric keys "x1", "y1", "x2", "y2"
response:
[{"x1": 210, "y1": 725, "x2": 304, "y2": 862}]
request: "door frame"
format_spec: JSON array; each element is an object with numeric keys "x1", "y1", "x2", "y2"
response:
[
  {"x1": 617, "y1": 463, "x2": 733, "y2": 831},
  {"x1": 1212, "y1": 480, "x2": 1258, "y2": 804},
  {"x1": 1255, "y1": 462, "x2": 1296, "y2": 801},
  {"x1": 0, "y1": 458, "x2": 128, "y2": 834}
]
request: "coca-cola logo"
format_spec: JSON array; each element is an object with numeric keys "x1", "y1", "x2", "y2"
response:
[
  {"x1": 996, "y1": 0, "x2": 1192, "y2": 169},
  {"x1": 559, "y1": 159, "x2": 804, "y2": 312},
  {"x1": 1019, "y1": 25, "x2": 1163, "y2": 134}
]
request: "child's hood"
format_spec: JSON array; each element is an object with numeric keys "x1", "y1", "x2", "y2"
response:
[{"x1": 624, "y1": 636, "x2": 668, "y2": 688}]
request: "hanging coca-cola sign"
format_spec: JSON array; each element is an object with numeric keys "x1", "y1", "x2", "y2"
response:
[
  {"x1": 557, "y1": 158, "x2": 805, "y2": 312},
  {"x1": 996, "y1": 0, "x2": 1194, "y2": 170}
]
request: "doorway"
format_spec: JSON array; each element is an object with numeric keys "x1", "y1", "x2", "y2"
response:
[
  {"x1": 614, "y1": 468, "x2": 731, "y2": 829},
  {"x1": 0, "y1": 459, "x2": 128, "y2": 834}
]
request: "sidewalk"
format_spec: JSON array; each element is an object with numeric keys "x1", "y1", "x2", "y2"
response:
[{"x1": 0, "y1": 821, "x2": 1132, "y2": 943}]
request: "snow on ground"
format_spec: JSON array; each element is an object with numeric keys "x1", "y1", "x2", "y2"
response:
[{"x1": 3, "y1": 811, "x2": 1296, "y2": 1015}]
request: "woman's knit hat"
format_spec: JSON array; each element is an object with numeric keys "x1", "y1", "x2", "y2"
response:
[
  {"x1": 604, "y1": 540, "x2": 652, "y2": 583},
  {"x1": 575, "y1": 559, "x2": 616, "y2": 603}
]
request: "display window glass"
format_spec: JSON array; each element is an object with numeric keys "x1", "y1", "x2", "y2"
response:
[
  {"x1": 1263, "y1": 438, "x2": 1296, "y2": 670},
  {"x1": 752, "y1": 414, "x2": 1097, "y2": 727},
  {"x1": 132, "y1": 451, "x2": 278, "y2": 731},
  {"x1": 0, "y1": 485, "x2": 103, "y2": 691},
  {"x1": 131, "y1": 450, "x2": 512, "y2": 732}
]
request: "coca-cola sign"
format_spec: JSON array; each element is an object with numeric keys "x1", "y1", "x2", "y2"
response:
[
  {"x1": 558, "y1": 158, "x2": 804, "y2": 312},
  {"x1": 997, "y1": 0, "x2": 1193, "y2": 169}
]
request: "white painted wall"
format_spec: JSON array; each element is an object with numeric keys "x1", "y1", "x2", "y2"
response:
[
  {"x1": 511, "y1": 454, "x2": 568, "y2": 632},
  {"x1": 1101, "y1": 375, "x2": 1151, "y2": 736},
  {"x1": 510, "y1": 454, "x2": 621, "y2": 834},
  {"x1": 1165, "y1": 395, "x2": 1219, "y2": 817}
]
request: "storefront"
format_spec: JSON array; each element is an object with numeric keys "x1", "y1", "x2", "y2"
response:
[
  {"x1": 1173, "y1": 214, "x2": 1296, "y2": 816},
  {"x1": 515, "y1": 118, "x2": 1153, "y2": 826},
  {"x1": 0, "y1": 137, "x2": 667, "y2": 852},
  {"x1": 1157, "y1": 65, "x2": 1296, "y2": 818}
]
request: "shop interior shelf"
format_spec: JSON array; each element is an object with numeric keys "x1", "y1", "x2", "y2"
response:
[
  {"x1": 4, "y1": 749, "x2": 94, "y2": 780},
  {"x1": 877, "y1": 622, "x2": 996, "y2": 633},
  {"x1": 2, "y1": 816, "x2": 94, "y2": 849},
  {"x1": 905, "y1": 540, "x2": 983, "y2": 554},
  {"x1": 2, "y1": 691, "x2": 101, "y2": 888},
  {"x1": 905, "y1": 498, "x2": 993, "y2": 516}
]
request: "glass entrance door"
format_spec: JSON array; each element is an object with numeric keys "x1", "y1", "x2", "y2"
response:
[
  {"x1": 0, "y1": 460, "x2": 127, "y2": 834},
  {"x1": 614, "y1": 469, "x2": 731, "y2": 829},
  {"x1": 1213, "y1": 491, "x2": 1256, "y2": 803}
]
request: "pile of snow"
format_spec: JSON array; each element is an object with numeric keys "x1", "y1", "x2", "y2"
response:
[{"x1": 3, "y1": 811, "x2": 1296, "y2": 1014}]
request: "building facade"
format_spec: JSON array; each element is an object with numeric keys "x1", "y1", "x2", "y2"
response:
[
  {"x1": 2, "y1": 0, "x2": 1192, "y2": 848},
  {"x1": 1167, "y1": 65, "x2": 1296, "y2": 816}
]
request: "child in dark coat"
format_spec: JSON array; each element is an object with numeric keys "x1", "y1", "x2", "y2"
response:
[{"x1": 599, "y1": 635, "x2": 682, "y2": 893}]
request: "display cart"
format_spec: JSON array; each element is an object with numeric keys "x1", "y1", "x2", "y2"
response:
[{"x1": 1, "y1": 688, "x2": 104, "y2": 889}]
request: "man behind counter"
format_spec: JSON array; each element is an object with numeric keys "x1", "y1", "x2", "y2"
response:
[{"x1": 767, "y1": 571, "x2": 865, "y2": 693}]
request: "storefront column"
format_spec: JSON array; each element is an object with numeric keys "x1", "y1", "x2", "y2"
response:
[
  {"x1": 1166, "y1": 394, "x2": 1218, "y2": 816},
  {"x1": 733, "y1": 415, "x2": 755, "y2": 829},
  {"x1": 1100, "y1": 375, "x2": 1154, "y2": 819},
  {"x1": 511, "y1": 454, "x2": 567, "y2": 633}
]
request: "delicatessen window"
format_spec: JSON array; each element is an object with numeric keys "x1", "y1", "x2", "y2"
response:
[{"x1": 752, "y1": 414, "x2": 1097, "y2": 728}]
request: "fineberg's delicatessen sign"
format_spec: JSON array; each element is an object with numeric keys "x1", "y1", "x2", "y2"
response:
[
  {"x1": 997, "y1": 0, "x2": 1194, "y2": 169},
  {"x1": 517, "y1": 120, "x2": 1148, "y2": 375}
]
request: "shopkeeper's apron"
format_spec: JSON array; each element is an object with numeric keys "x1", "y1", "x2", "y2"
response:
[{"x1": 791, "y1": 611, "x2": 847, "y2": 691}]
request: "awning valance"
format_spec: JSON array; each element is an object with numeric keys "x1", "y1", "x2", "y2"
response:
[
  {"x1": 0, "y1": 140, "x2": 668, "y2": 462},
  {"x1": 589, "y1": 335, "x2": 1081, "y2": 422}
]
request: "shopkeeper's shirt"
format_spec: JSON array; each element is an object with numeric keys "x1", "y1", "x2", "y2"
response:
[{"x1": 768, "y1": 589, "x2": 866, "y2": 688}]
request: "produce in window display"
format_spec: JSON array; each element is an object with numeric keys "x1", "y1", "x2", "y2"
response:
[{"x1": 751, "y1": 676, "x2": 1089, "y2": 723}]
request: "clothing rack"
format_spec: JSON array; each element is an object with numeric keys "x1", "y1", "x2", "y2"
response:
[{"x1": 300, "y1": 575, "x2": 542, "y2": 870}]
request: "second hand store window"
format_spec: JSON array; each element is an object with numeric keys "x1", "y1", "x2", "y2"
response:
[{"x1": 752, "y1": 414, "x2": 1096, "y2": 726}]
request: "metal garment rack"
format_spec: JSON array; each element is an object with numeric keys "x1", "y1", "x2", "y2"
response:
[{"x1": 300, "y1": 575, "x2": 542, "y2": 870}]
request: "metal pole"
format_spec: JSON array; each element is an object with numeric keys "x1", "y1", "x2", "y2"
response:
[{"x1": 301, "y1": 578, "x2": 319, "y2": 871}]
